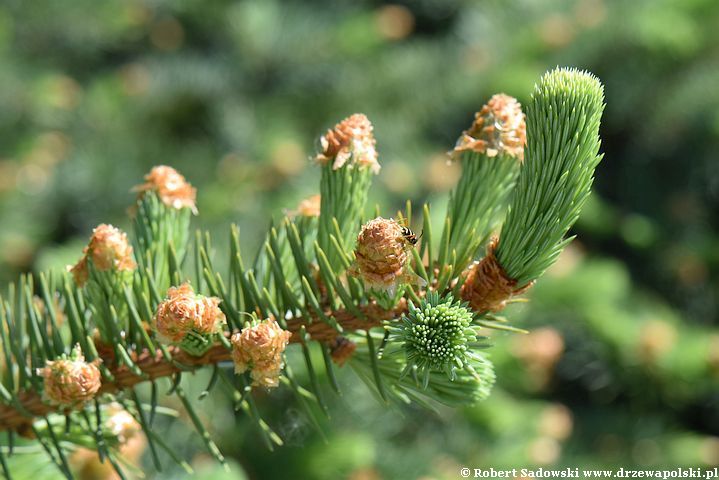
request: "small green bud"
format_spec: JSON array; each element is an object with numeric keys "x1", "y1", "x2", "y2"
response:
[{"x1": 388, "y1": 291, "x2": 484, "y2": 384}]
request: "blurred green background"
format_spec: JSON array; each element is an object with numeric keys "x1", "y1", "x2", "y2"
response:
[{"x1": 1, "y1": 0, "x2": 718, "y2": 478}]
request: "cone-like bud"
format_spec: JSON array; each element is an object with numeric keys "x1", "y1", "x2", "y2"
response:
[
  {"x1": 38, "y1": 346, "x2": 102, "y2": 407},
  {"x1": 231, "y1": 318, "x2": 291, "y2": 388},
  {"x1": 315, "y1": 113, "x2": 380, "y2": 173},
  {"x1": 451, "y1": 94, "x2": 526, "y2": 161},
  {"x1": 133, "y1": 165, "x2": 197, "y2": 213},
  {"x1": 105, "y1": 403, "x2": 141, "y2": 444},
  {"x1": 292, "y1": 193, "x2": 321, "y2": 218},
  {"x1": 348, "y1": 217, "x2": 425, "y2": 294},
  {"x1": 329, "y1": 336, "x2": 357, "y2": 366},
  {"x1": 154, "y1": 283, "x2": 226, "y2": 355},
  {"x1": 461, "y1": 238, "x2": 533, "y2": 313},
  {"x1": 69, "y1": 224, "x2": 136, "y2": 287}
]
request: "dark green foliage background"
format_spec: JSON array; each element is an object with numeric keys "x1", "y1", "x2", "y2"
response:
[{"x1": 0, "y1": 0, "x2": 718, "y2": 478}]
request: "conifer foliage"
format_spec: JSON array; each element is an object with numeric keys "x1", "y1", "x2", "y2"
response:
[{"x1": 0, "y1": 67, "x2": 604, "y2": 479}]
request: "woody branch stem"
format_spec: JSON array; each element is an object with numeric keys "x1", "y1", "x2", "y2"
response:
[{"x1": 0, "y1": 300, "x2": 406, "y2": 432}]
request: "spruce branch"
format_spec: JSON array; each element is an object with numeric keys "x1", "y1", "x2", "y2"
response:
[
  {"x1": 461, "y1": 68, "x2": 605, "y2": 314},
  {"x1": 0, "y1": 302, "x2": 402, "y2": 432},
  {"x1": 496, "y1": 67, "x2": 605, "y2": 286},
  {"x1": 443, "y1": 94, "x2": 526, "y2": 273},
  {"x1": 0, "y1": 68, "x2": 606, "y2": 478}
]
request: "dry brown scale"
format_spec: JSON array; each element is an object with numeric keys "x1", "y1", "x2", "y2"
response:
[
  {"x1": 314, "y1": 113, "x2": 380, "y2": 173},
  {"x1": 450, "y1": 93, "x2": 526, "y2": 161},
  {"x1": 460, "y1": 237, "x2": 533, "y2": 313},
  {"x1": 328, "y1": 337, "x2": 357, "y2": 366},
  {"x1": 132, "y1": 165, "x2": 198, "y2": 213}
]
